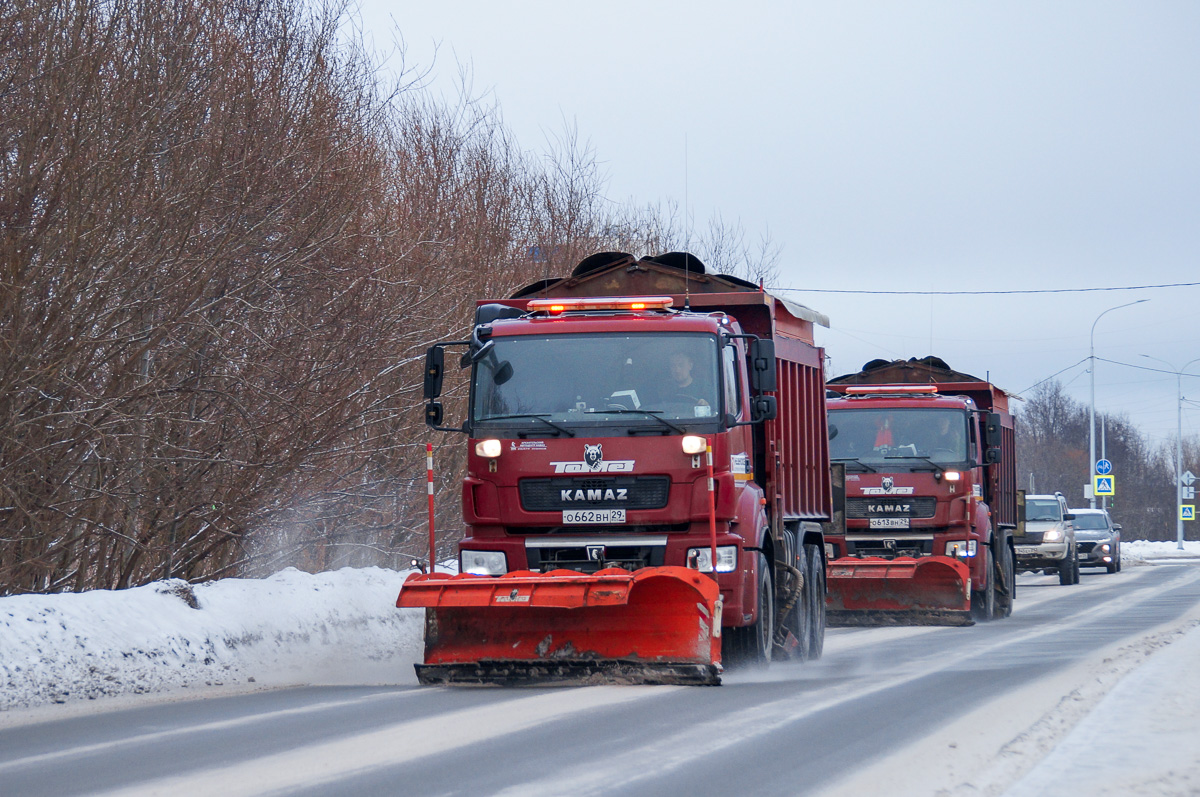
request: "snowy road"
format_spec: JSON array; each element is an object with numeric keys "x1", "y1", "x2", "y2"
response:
[{"x1": 3, "y1": 562, "x2": 1200, "y2": 797}]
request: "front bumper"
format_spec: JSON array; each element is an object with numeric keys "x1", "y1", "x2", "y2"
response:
[
  {"x1": 1014, "y1": 541, "x2": 1068, "y2": 569},
  {"x1": 1078, "y1": 540, "x2": 1116, "y2": 567}
]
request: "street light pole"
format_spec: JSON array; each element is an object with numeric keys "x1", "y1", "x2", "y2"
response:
[
  {"x1": 1089, "y1": 300, "x2": 1148, "y2": 508},
  {"x1": 1141, "y1": 354, "x2": 1200, "y2": 551}
]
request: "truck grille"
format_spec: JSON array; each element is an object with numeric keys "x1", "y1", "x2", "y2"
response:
[
  {"x1": 519, "y1": 476, "x2": 670, "y2": 512},
  {"x1": 846, "y1": 497, "x2": 938, "y2": 519},
  {"x1": 526, "y1": 543, "x2": 666, "y2": 574}
]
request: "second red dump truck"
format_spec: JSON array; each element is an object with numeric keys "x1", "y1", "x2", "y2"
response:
[
  {"x1": 398, "y1": 251, "x2": 840, "y2": 684},
  {"x1": 823, "y1": 357, "x2": 1018, "y2": 625}
]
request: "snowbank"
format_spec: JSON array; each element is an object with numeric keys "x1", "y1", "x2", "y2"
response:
[
  {"x1": 1120, "y1": 539, "x2": 1200, "y2": 564},
  {"x1": 0, "y1": 567, "x2": 424, "y2": 711}
]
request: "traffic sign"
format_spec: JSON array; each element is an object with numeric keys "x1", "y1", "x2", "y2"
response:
[
  {"x1": 1094, "y1": 475, "x2": 1115, "y2": 496},
  {"x1": 1096, "y1": 459, "x2": 1113, "y2": 475},
  {"x1": 1185, "y1": 486, "x2": 1197, "y2": 501},
  {"x1": 1182, "y1": 470, "x2": 1196, "y2": 487},
  {"x1": 1182, "y1": 505, "x2": 1195, "y2": 521}
]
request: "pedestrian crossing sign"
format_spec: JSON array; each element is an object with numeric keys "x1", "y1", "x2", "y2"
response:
[
  {"x1": 1093, "y1": 475, "x2": 1115, "y2": 496},
  {"x1": 1182, "y1": 505, "x2": 1195, "y2": 521}
]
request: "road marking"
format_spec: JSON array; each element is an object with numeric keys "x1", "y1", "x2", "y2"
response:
[
  {"x1": 95, "y1": 686, "x2": 670, "y2": 797},
  {"x1": 0, "y1": 690, "x2": 417, "y2": 773}
]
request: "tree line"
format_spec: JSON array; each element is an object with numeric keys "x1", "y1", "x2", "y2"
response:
[
  {"x1": 1016, "y1": 380, "x2": 1198, "y2": 541},
  {"x1": 0, "y1": 0, "x2": 777, "y2": 594}
]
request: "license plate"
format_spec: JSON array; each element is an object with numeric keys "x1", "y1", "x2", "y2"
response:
[
  {"x1": 869, "y1": 517, "x2": 910, "y2": 529},
  {"x1": 562, "y1": 509, "x2": 625, "y2": 525},
  {"x1": 1016, "y1": 546, "x2": 1040, "y2": 555}
]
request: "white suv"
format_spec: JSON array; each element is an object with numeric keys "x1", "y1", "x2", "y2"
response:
[{"x1": 1014, "y1": 492, "x2": 1078, "y2": 585}]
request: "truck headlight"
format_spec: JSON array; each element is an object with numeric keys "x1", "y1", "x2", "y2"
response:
[
  {"x1": 461, "y1": 550, "x2": 507, "y2": 575},
  {"x1": 1043, "y1": 529, "x2": 1063, "y2": 542},
  {"x1": 475, "y1": 439, "x2": 503, "y2": 458},
  {"x1": 688, "y1": 545, "x2": 738, "y2": 573},
  {"x1": 681, "y1": 435, "x2": 707, "y2": 455},
  {"x1": 945, "y1": 539, "x2": 977, "y2": 557}
]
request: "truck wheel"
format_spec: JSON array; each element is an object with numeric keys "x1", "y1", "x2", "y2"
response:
[
  {"x1": 971, "y1": 547, "x2": 996, "y2": 621},
  {"x1": 779, "y1": 545, "x2": 811, "y2": 662},
  {"x1": 996, "y1": 541, "x2": 1015, "y2": 618},
  {"x1": 804, "y1": 543, "x2": 825, "y2": 660},
  {"x1": 725, "y1": 552, "x2": 774, "y2": 667}
]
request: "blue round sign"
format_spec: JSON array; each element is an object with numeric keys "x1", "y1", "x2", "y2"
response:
[{"x1": 1096, "y1": 459, "x2": 1113, "y2": 475}]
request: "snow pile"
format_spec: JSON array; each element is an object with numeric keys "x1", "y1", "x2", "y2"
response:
[
  {"x1": 0, "y1": 567, "x2": 424, "y2": 711},
  {"x1": 1121, "y1": 539, "x2": 1200, "y2": 564}
]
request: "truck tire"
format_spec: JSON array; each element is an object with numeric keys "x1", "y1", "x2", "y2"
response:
[
  {"x1": 804, "y1": 543, "x2": 825, "y2": 659},
  {"x1": 996, "y1": 540, "x2": 1015, "y2": 618},
  {"x1": 725, "y1": 552, "x2": 774, "y2": 667},
  {"x1": 778, "y1": 545, "x2": 811, "y2": 662},
  {"x1": 971, "y1": 547, "x2": 996, "y2": 621}
]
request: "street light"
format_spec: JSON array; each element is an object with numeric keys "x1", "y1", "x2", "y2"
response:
[
  {"x1": 1089, "y1": 300, "x2": 1148, "y2": 508},
  {"x1": 1140, "y1": 354, "x2": 1200, "y2": 551}
]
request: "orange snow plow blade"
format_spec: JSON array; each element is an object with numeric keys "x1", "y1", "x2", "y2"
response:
[
  {"x1": 826, "y1": 556, "x2": 973, "y2": 627},
  {"x1": 396, "y1": 566, "x2": 723, "y2": 686}
]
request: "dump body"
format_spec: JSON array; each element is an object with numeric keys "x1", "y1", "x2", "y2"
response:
[
  {"x1": 823, "y1": 357, "x2": 1018, "y2": 625},
  {"x1": 400, "y1": 253, "x2": 836, "y2": 683}
]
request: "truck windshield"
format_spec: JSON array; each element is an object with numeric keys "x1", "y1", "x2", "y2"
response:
[
  {"x1": 828, "y1": 407, "x2": 970, "y2": 468},
  {"x1": 471, "y1": 332, "x2": 721, "y2": 427}
]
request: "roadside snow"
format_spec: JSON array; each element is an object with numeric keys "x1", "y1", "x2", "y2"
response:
[
  {"x1": 0, "y1": 567, "x2": 424, "y2": 713},
  {"x1": 4, "y1": 543, "x2": 1200, "y2": 716}
]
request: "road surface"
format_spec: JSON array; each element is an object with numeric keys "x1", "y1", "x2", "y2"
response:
[{"x1": 3, "y1": 561, "x2": 1199, "y2": 797}]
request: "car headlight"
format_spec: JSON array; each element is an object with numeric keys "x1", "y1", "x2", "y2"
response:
[
  {"x1": 688, "y1": 545, "x2": 738, "y2": 573},
  {"x1": 1042, "y1": 528, "x2": 1063, "y2": 542},
  {"x1": 460, "y1": 550, "x2": 507, "y2": 575},
  {"x1": 1100, "y1": 543, "x2": 1111, "y2": 553},
  {"x1": 945, "y1": 539, "x2": 977, "y2": 557}
]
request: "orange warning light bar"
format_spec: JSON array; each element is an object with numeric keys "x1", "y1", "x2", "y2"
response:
[
  {"x1": 843, "y1": 385, "x2": 939, "y2": 394},
  {"x1": 527, "y1": 296, "x2": 674, "y2": 315}
]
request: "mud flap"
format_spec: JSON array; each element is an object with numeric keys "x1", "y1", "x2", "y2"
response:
[
  {"x1": 825, "y1": 556, "x2": 974, "y2": 627},
  {"x1": 396, "y1": 566, "x2": 723, "y2": 685}
]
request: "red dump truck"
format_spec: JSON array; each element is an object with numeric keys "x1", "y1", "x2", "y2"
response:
[
  {"x1": 823, "y1": 357, "x2": 1017, "y2": 625},
  {"x1": 397, "y1": 251, "x2": 838, "y2": 685}
]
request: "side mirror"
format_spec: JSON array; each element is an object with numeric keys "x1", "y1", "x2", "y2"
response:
[
  {"x1": 494, "y1": 360, "x2": 514, "y2": 386},
  {"x1": 1113, "y1": 524, "x2": 1122, "y2": 531},
  {"x1": 423, "y1": 346, "x2": 445, "y2": 400},
  {"x1": 1063, "y1": 513, "x2": 1076, "y2": 521},
  {"x1": 829, "y1": 424, "x2": 839, "y2": 441},
  {"x1": 748, "y1": 339, "x2": 776, "y2": 392},
  {"x1": 425, "y1": 402, "x2": 444, "y2": 427},
  {"x1": 751, "y1": 394, "x2": 777, "y2": 422},
  {"x1": 984, "y1": 447, "x2": 1002, "y2": 464},
  {"x1": 985, "y1": 412, "x2": 1004, "y2": 448}
]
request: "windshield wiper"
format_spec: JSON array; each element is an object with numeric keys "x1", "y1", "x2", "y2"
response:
[
  {"x1": 483, "y1": 413, "x2": 575, "y2": 437},
  {"x1": 832, "y1": 457, "x2": 877, "y2": 473},
  {"x1": 600, "y1": 408, "x2": 686, "y2": 435},
  {"x1": 884, "y1": 454, "x2": 944, "y2": 475}
]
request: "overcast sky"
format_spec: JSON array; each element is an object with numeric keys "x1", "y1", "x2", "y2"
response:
[{"x1": 355, "y1": 1, "x2": 1200, "y2": 462}]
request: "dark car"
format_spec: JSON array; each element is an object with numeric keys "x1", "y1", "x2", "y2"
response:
[{"x1": 1070, "y1": 508, "x2": 1121, "y2": 573}]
